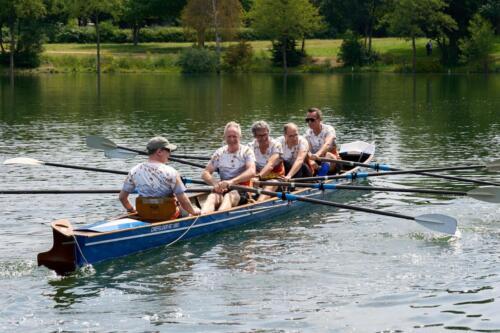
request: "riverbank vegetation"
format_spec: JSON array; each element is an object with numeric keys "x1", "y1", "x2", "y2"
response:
[{"x1": 1, "y1": 0, "x2": 499, "y2": 74}]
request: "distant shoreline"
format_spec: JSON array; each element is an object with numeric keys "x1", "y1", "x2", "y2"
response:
[{"x1": 2, "y1": 38, "x2": 499, "y2": 74}]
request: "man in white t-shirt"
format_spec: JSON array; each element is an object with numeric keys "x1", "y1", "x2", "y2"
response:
[
  {"x1": 304, "y1": 107, "x2": 340, "y2": 175},
  {"x1": 119, "y1": 136, "x2": 200, "y2": 217},
  {"x1": 277, "y1": 123, "x2": 312, "y2": 180},
  {"x1": 201, "y1": 122, "x2": 256, "y2": 213}
]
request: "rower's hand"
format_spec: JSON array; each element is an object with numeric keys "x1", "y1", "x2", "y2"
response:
[
  {"x1": 216, "y1": 180, "x2": 231, "y2": 193},
  {"x1": 311, "y1": 154, "x2": 320, "y2": 161},
  {"x1": 190, "y1": 207, "x2": 201, "y2": 216},
  {"x1": 310, "y1": 160, "x2": 319, "y2": 170}
]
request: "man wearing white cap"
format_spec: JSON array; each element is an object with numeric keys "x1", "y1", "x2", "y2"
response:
[{"x1": 119, "y1": 136, "x2": 200, "y2": 218}]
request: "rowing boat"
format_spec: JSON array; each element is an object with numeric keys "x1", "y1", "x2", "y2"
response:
[{"x1": 37, "y1": 141, "x2": 375, "y2": 274}]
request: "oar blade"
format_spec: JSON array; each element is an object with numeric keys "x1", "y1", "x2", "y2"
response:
[
  {"x1": 104, "y1": 148, "x2": 138, "y2": 159},
  {"x1": 3, "y1": 157, "x2": 44, "y2": 166},
  {"x1": 414, "y1": 213, "x2": 457, "y2": 235},
  {"x1": 86, "y1": 135, "x2": 117, "y2": 150},
  {"x1": 486, "y1": 159, "x2": 500, "y2": 172},
  {"x1": 467, "y1": 186, "x2": 500, "y2": 203}
]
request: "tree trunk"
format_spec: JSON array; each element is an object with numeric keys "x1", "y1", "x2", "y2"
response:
[
  {"x1": 282, "y1": 38, "x2": 287, "y2": 74},
  {"x1": 411, "y1": 36, "x2": 416, "y2": 73},
  {"x1": 211, "y1": 0, "x2": 221, "y2": 73},
  {"x1": 0, "y1": 28, "x2": 5, "y2": 53},
  {"x1": 132, "y1": 23, "x2": 140, "y2": 46},
  {"x1": 95, "y1": 14, "x2": 101, "y2": 75},
  {"x1": 9, "y1": 20, "x2": 15, "y2": 78},
  {"x1": 301, "y1": 37, "x2": 305, "y2": 53},
  {"x1": 197, "y1": 30, "x2": 205, "y2": 48}
]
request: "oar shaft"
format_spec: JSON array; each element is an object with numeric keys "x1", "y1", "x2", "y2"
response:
[
  {"x1": 0, "y1": 188, "x2": 213, "y2": 195},
  {"x1": 45, "y1": 162, "x2": 127, "y2": 175},
  {"x1": 319, "y1": 158, "x2": 500, "y2": 186},
  {"x1": 115, "y1": 145, "x2": 207, "y2": 169},
  {"x1": 169, "y1": 156, "x2": 206, "y2": 169},
  {"x1": 255, "y1": 180, "x2": 468, "y2": 196},
  {"x1": 230, "y1": 185, "x2": 414, "y2": 221},
  {"x1": 171, "y1": 154, "x2": 210, "y2": 161}
]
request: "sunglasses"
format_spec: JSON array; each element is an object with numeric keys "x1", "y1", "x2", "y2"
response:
[{"x1": 305, "y1": 118, "x2": 317, "y2": 123}]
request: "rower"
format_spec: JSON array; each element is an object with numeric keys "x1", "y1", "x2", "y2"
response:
[
  {"x1": 201, "y1": 121, "x2": 256, "y2": 213},
  {"x1": 119, "y1": 136, "x2": 201, "y2": 220},
  {"x1": 248, "y1": 120, "x2": 285, "y2": 201},
  {"x1": 277, "y1": 123, "x2": 312, "y2": 180},
  {"x1": 304, "y1": 107, "x2": 340, "y2": 175}
]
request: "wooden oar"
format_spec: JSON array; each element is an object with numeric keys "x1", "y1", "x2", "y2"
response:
[
  {"x1": 0, "y1": 188, "x2": 213, "y2": 195},
  {"x1": 318, "y1": 157, "x2": 500, "y2": 186},
  {"x1": 255, "y1": 180, "x2": 500, "y2": 204},
  {"x1": 292, "y1": 166, "x2": 500, "y2": 186},
  {"x1": 2, "y1": 157, "x2": 207, "y2": 185},
  {"x1": 86, "y1": 135, "x2": 209, "y2": 168},
  {"x1": 230, "y1": 185, "x2": 457, "y2": 235}
]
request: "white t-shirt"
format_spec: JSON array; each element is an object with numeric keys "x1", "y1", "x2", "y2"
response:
[
  {"x1": 122, "y1": 162, "x2": 185, "y2": 197},
  {"x1": 277, "y1": 135, "x2": 309, "y2": 163},
  {"x1": 304, "y1": 123, "x2": 336, "y2": 154},
  {"x1": 247, "y1": 138, "x2": 283, "y2": 171},
  {"x1": 208, "y1": 144, "x2": 256, "y2": 180}
]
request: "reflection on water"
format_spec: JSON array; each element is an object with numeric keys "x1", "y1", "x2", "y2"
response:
[{"x1": 0, "y1": 73, "x2": 499, "y2": 332}]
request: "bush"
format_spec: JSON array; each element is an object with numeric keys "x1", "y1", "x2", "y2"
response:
[
  {"x1": 222, "y1": 41, "x2": 253, "y2": 71},
  {"x1": 338, "y1": 30, "x2": 365, "y2": 66},
  {"x1": 459, "y1": 14, "x2": 496, "y2": 72},
  {"x1": 271, "y1": 38, "x2": 306, "y2": 67},
  {"x1": 177, "y1": 47, "x2": 218, "y2": 73}
]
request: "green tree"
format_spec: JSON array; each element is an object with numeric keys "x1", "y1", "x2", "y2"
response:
[
  {"x1": 121, "y1": 0, "x2": 185, "y2": 46},
  {"x1": 384, "y1": 0, "x2": 456, "y2": 72},
  {"x1": 72, "y1": 0, "x2": 122, "y2": 74},
  {"x1": 479, "y1": 0, "x2": 500, "y2": 35},
  {"x1": 249, "y1": 0, "x2": 324, "y2": 72},
  {"x1": 0, "y1": 0, "x2": 46, "y2": 75},
  {"x1": 459, "y1": 13, "x2": 495, "y2": 72}
]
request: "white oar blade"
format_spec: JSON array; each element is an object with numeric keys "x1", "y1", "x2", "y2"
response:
[
  {"x1": 104, "y1": 148, "x2": 138, "y2": 159},
  {"x1": 86, "y1": 135, "x2": 117, "y2": 150},
  {"x1": 467, "y1": 186, "x2": 500, "y2": 203},
  {"x1": 414, "y1": 213, "x2": 457, "y2": 235},
  {"x1": 3, "y1": 157, "x2": 44, "y2": 166},
  {"x1": 486, "y1": 159, "x2": 500, "y2": 172}
]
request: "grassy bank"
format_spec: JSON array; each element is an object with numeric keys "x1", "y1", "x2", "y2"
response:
[{"x1": 6, "y1": 37, "x2": 500, "y2": 73}]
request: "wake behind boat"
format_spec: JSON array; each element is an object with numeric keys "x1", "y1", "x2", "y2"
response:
[{"x1": 37, "y1": 141, "x2": 375, "y2": 274}]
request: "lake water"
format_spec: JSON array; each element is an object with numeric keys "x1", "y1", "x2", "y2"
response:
[{"x1": 0, "y1": 73, "x2": 499, "y2": 332}]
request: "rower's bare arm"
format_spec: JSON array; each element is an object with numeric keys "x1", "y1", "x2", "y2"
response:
[
  {"x1": 202, "y1": 164, "x2": 218, "y2": 186},
  {"x1": 119, "y1": 190, "x2": 135, "y2": 213},
  {"x1": 317, "y1": 134, "x2": 335, "y2": 157},
  {"x1": 259, "y1": 153, "x2": 280, "y2": 178},
  {"x1": 176, "y1": 192, "x2": 201, "y2": 215},
  {"x1": 287, "y1": 149, "x2": 307, "y2": 178}
]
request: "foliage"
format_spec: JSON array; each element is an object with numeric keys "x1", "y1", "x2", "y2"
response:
[
  {"x1": 249, "y1": 0, "x2": 324, "y2": 71},
  {"x1": 0, "y1": 0, "x2": 47, "y2": 68},
  {"x1": 479, "y1": 0, "x2": 500, "y2": 35},
  {"x1": 181, "y1": 0, "x2": 242, "y2": 47},
  {"x1": 338, "y1": 30, "x2": 365, "y2": 66},
  {"x1": 459, "y1": 14, "x2": 496, "y2": 72},
  {"x1": 384, "y1": 0, "x2": 456, "y2": 71},
  {"x1": 270, "y1": 38, "x2": 305, "y2": 67},
  {"x1": 222, "y1": 40, "x2": 253, "y2": 71},
  {"x1": 176, "y1": 46, "x2": 217, "y2": 73}
]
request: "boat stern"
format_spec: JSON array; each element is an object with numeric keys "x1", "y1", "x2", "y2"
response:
[{"x1": 37, "y1": 219, "x2": 77, "y2": 275}]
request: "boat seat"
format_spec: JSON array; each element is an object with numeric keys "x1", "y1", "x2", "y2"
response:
[{"x1": 136, "y1": 197, "x2": 180, "y2": 222}]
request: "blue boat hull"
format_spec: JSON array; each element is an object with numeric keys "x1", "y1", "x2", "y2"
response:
[{"x1": 37, "y1": 141, "x2": 375, "y2": 274}]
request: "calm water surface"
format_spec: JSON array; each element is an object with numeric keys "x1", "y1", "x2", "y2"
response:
[{"x1": 0, "y1": 73, "x2": 499, "y2": 332}]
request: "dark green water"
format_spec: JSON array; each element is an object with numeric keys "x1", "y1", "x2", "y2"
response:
[{"x1": 0, "y1": 73, "x2": 499, "y2": 332}]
